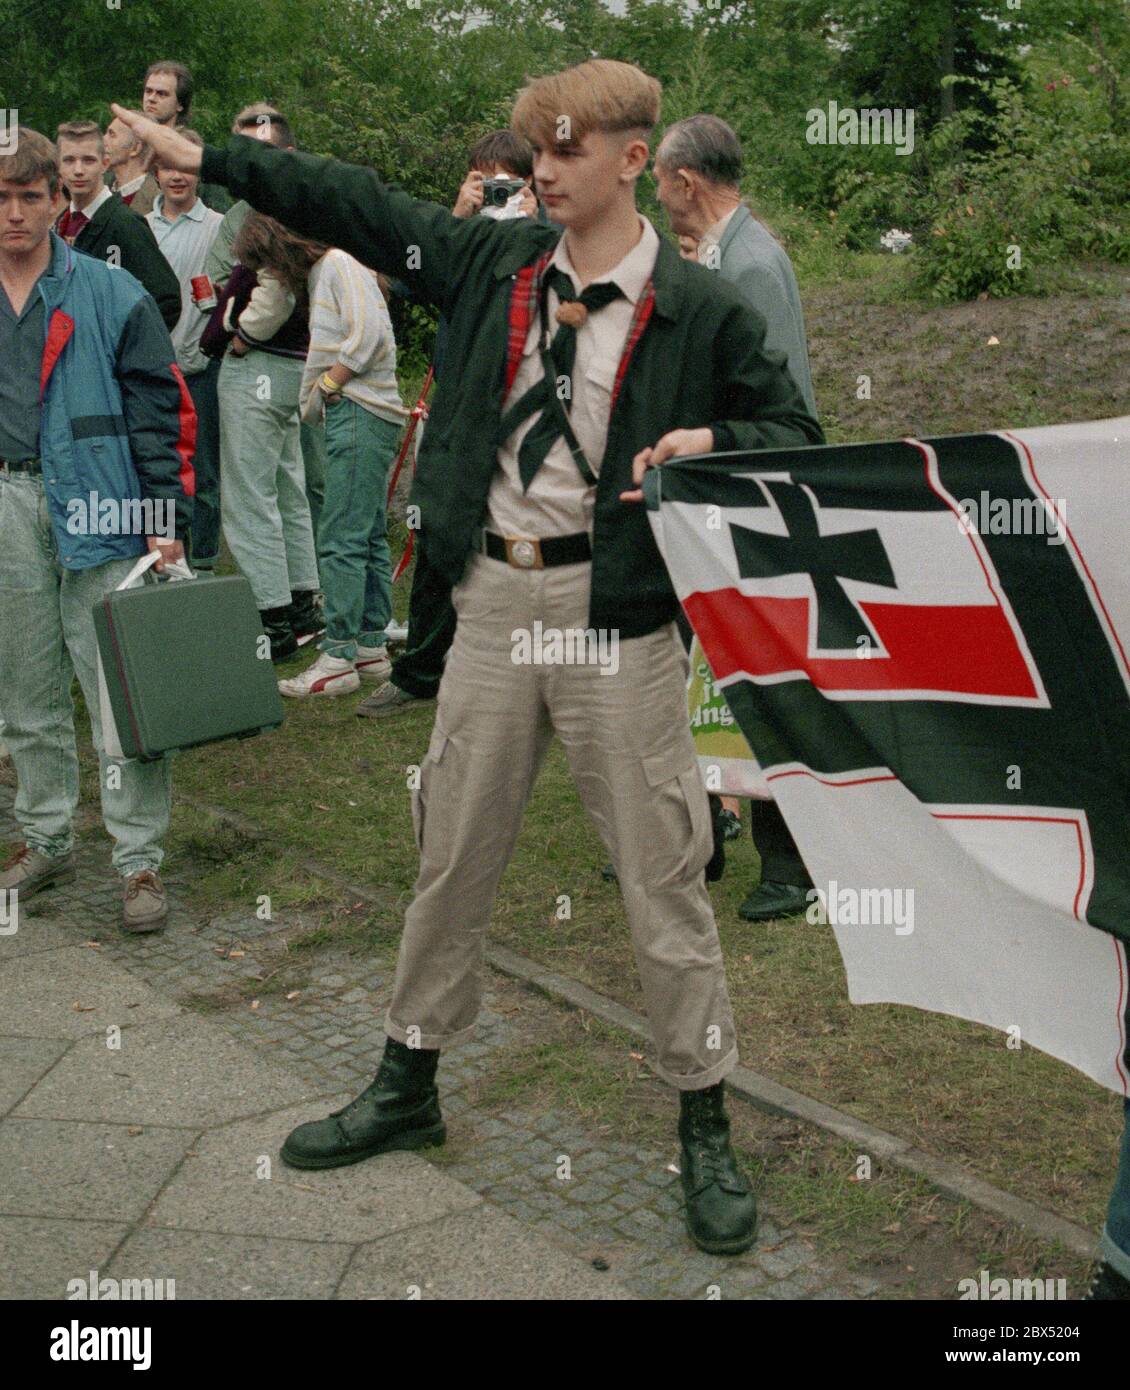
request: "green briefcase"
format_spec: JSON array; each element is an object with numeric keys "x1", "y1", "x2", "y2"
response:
[{"x1": 93, "y1": 555, "x2": 284, "y2": 762}]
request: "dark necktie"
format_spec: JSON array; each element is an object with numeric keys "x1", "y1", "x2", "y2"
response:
[
  {"x1": 58, "y1": 209, "x2": 89, "y2": 244},
  {"x1": 497, "y1": 266, "x2": 623, "y2": 492}
]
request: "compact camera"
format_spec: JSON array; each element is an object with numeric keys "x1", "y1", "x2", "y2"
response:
[{"x1": 481, "y1": 177, "x2": 526, "y2": 208}]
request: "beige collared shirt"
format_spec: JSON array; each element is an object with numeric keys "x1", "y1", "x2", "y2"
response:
[
  {"x1": 697, "y1": 205, "x2": 740, "y2": 268},
  {"x1": 486, "y1": 215, "x2": 660, "y2": 539}
]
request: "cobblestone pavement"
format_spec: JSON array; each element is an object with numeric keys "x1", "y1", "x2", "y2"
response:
[{"x1": 1, "y1": 782, "x2": 880, "y2": 1300}]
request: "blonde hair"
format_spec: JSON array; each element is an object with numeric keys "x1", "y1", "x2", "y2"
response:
[{"x1": 511, "y1": 59, "x2": 661, "y2": 150}]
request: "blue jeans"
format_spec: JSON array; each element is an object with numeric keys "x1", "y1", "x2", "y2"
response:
[
  {"x1": 218, "y1": 350, "x2": 319, "y2": 610},
  {"x1": 185, "y1": 358, "x2": 221, "y2": 566},
  {"x1": 0, "y1": 471, "x2": 171, "y2": 875},
  {"x1": 1102, "y1": 1097, "x2": 1130, "y2": 1277},
  {"x1": 316, "y1": 398, "x2": 399, "y2": 660}
]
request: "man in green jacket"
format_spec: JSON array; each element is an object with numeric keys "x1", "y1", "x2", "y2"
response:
[{"x1": 114, "y1": 58, "x2": 823, "y2": 1257}]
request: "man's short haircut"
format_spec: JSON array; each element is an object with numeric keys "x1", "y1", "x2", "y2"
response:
[
  {"x1": 154, "y1": 127, "x2": 203, "y2": 170},
  {"x1": 145, "y1": 60, "x2": 194, "y2": 120},
  {"x1": 656, "y1": 115, "x2": 743, "y2": 189},
  {"x1": 56, "y1": 120, "x2": 104, "y2": 156},
  {"x1": 511, "y1": 58, "x2": 661, "y2": 150},
  {"x1": 467, "y1": 130, "x2": 533, "y2": 179},
  {"x1": 232, "y1": 103, "x2": 296, "y2": 150},
  {"x1": 0, "y1": 126, "x2": 61, "y2": 195}
]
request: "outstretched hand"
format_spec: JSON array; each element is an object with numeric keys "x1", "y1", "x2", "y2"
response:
[
  {"x1": 619, "y1": 427, "x2": 714, "y2": 503},
  {"x1": 109, "y1": 105, "x2": 204, "y2": 174}
]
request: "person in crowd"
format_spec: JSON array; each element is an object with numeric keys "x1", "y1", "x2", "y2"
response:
[
  {"x1": 0, "y1": 127, "x2": 194, "y2": 933},
  {"x1": 357, "y1": 129, "x2": 538, "y2": 720},
  {"x1": 205, "y1": 105, "x2": 324, "y2": 535},
  {"x1": 54, "y1": 120, "x2": 181, "y2": 331},
  {"x1": 104, "y1": 114, "x2": 159, "y2": 216},
  {"x1": 212, "y1": 213, "x2": 321, "y2": 661},
  {"x1": 113, "y1": 53, "x2": 822, "y2": 1257},
  {"x1": 233, "y1": 220, "x2": 405, "y2": 698},
  {"x1": 147, "y1": 131, "x2": 224, "y2": 571},
  {"x1": 654, "y1": 112, "x2": 820, "y2": 923},
  {"x1": 141, "y1": 60, "x2": 231, "y2": 212},
  {"x1": 142, "y1": 61, "x2": 192, "y2": 127}
]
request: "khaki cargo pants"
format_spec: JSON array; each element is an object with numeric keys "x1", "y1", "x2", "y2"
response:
[{"x1": 385, "y1": 551, "x2": 738, "y2": 1090}]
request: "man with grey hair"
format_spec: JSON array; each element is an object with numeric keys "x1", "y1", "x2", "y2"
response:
[
  {"x1": 654, "y1": 114, "x2": 816, "y2": 417},
  {"x1": 654, "y1": 112, "x2": 818, "y2": 924}
]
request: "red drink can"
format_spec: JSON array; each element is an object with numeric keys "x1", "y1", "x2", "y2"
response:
[{"x1": 191, "y1": 275, "x2": 217, "y2": 311}]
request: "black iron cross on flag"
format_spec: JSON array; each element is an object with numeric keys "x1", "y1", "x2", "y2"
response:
[{"x1": 729, "y1": 479, "x2": 898, "y2": 650}]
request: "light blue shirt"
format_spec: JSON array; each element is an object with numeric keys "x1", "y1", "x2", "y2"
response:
[{"x1": 147, "y1": 196, "x2": 224, "y2": 374}]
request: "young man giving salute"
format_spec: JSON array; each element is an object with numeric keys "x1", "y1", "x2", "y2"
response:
[{"x1": 114, "y1": 59, "x2": 823, "y2": 1256}]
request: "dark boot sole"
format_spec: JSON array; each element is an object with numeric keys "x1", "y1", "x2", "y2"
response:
[
  {"x1": 279, "y1": 1122, "x2": 446, "y2": 1171},
  {"x1": 686, "y1": 1224, "x2": 759, "y2": 1256}
]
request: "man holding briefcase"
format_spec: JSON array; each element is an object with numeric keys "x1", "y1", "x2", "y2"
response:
[{"x1": 0, "y1": 128, "x2": 195, "y2": 933}]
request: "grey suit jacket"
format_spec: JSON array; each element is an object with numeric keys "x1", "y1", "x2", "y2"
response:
[{"x1": 716, "y1": 204, "x2": 817, "y2": 418}]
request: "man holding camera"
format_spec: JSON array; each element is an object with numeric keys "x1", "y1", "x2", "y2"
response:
[{"x1": 113, "y1": 57, "x2": 822, "y2": 1255}]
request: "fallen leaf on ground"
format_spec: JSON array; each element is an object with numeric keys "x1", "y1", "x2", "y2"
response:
[
  {"x1": 71, "y1": 1002, "x2": 96, "y2": 1012},
  {"x1": 228, "y1": 950, "x2": 245, "y2": 959},
  {"x1": 986, "y1": 335, "x2": 1000, "y2": 346},
  {"x1": 126, "y1": 1126, "x2": 143, "y2": 1136},
  {"x1": 882, "y1": 1221, "x2": 902, "y2": 1234},
  {"x1": 285, "y1": 991, "x2": 301, "y2": 1001},
  {"x1": 249, "y1": 999, "x2": 260, "y2": 1010}
]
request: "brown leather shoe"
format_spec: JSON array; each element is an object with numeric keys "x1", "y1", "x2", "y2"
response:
[
  {"x1": 122, "y1": 870, "x2": 167, "y2": 933},
  {"x1": 0, "y1": 845, "x2": 76, "y2": 899}
]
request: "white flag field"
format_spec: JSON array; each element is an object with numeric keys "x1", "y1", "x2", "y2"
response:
[{"x1": 646, "y1": 417, "x2": 1130, "y2": 1094}]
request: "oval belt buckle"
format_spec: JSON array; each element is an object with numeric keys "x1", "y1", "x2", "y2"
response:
[{"x1": 506, "y1": 537, "x2": 543, "y2": 569}]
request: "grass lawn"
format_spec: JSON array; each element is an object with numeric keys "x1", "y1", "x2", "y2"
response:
[{"x1": 159, "y1": 257, "x2": 1130, "y2": 1243}]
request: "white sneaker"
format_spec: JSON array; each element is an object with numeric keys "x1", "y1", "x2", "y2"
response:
[
  {"x1": 355, "y1": 644, "x2": 393, "y2": 682},
  {"x1": 278, "y1": 652, "x2": 361, "y2": 699}
]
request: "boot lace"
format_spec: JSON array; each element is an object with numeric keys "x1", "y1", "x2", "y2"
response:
[{"x1": 125, "y1": 870, "x2": 161, "y2": 899}]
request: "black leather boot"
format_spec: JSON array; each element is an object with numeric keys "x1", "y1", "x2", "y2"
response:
[
  {"x1": 286, "y1": 588, "x2": 324, "y2": 646},
  {"x1": 679, "y1": 1082, "x2": 758, "y2": 1254},
  {"x1": 259, "y1": 606, "x2": 299, "y2": 664},
  {"x1": 1084, "y1": 1260, "x2": 1130, "y2": 1299},
  {"x1": 280, "y1": 1038, "x2": 444, "y2": 1170}
]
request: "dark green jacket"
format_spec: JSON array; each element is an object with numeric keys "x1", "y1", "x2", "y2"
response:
[
  {"x1": 70, "y1": 192, "x2": 181, "y2": 331},
  {"x1": 200, "y1": 138, "x2": 824, "y2": 637}
]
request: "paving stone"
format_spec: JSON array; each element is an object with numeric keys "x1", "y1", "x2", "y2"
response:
[
  {"x1": 337, "y1": 1204, "x2": 633, "y2": 1300},
  {"x1": 0, "y1": 1216, "x2": 130, "y2": 1299},
  {"x1": 14, "y1": 1014, "x2": 322, "y2": 1127},
  {"x1": 0, "y1": 1036, "x2": 70, "y2": 1116},
  {"x1": 758, "y1": 1241, "x2": 816, "y2": 1279},
  {"x1": 106, "y1": 1228, "x2": 353, "y2": 1300},
  {"x1": 1, "y1": 947, "x2": 183, "y2": 1039},
  {"x1": 0, "y1": 1117, "x2": 196, "y2": 1221},
  {"x1": 147, "y1": 1098, "x2": 481, "y2": 1241}
]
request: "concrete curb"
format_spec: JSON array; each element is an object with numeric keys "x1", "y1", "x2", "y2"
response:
[{"x1": 180, "y1": 793, "x2": 1101, "y2": 1264}]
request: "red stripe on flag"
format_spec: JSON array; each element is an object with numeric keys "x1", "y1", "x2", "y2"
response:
[{"x1": 684, "y1": 588, "x2": 1040, "y2": 699}]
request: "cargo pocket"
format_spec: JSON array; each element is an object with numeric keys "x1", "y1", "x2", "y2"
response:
[
  {"x1": 642, "y1": 742, "x2": 714, "y2": 883},
  {"x1": 411, "y1": 723, "x2": 450, "y2": 852}
]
